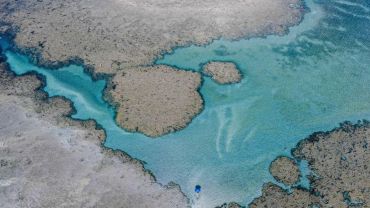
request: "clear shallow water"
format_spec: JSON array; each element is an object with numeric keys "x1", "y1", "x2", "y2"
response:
[{"x1": 2, "y1": 0, "x2": 370, "y2": 207}]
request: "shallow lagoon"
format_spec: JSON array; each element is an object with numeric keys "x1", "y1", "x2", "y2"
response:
[{"x1": 2, "y1": 0, "x2": 370, "y2": 207}]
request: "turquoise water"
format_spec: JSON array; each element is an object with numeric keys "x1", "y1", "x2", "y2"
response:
[{"x1": 2, "y1": 0, "x2": 370, "y2": 206}]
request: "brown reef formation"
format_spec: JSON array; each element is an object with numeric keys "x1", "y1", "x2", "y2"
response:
[
  {"x1": 251, "y1": 122, "x2": 370, "y2": 208},
  {"x1": 203, "y1": 62, "x2": 242, "y2": 84},
  {"x1": 0, "y1": 0, "x2": 304, "y2": 71},
  {"x1": 0, "y1": 53, "x2": 189, "y2": 208},
  {"x1": 216, "y1": 202, "x2": 244, "y2": 208},
  {"x1": 109, "y1": 65, "x2": 202, "y2": 137},
  {"x1": 269, "y1": 156, "x2": 301, "y2": 186},
  {"x1": 0, "y1": 0, "x2": 305, "y2": 136},
  {"x1": 250, "y1": 183, "x2": 320, "y2": 208}
]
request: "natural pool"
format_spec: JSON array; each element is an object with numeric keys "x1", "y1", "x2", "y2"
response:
[{"x1": 1, "y1": 0, "x2": 370, "y2": 207}]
